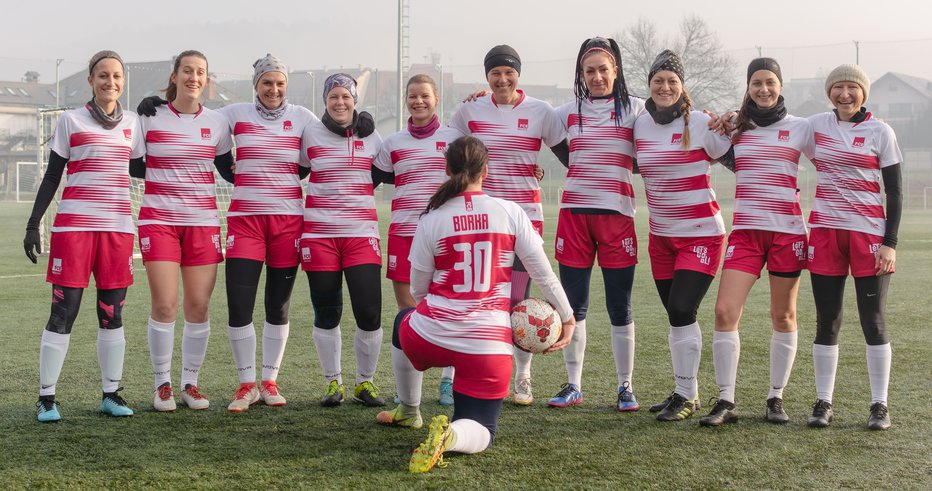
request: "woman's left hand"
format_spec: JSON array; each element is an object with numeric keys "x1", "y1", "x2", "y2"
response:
[
  {"x1": 533, "y1": 165, "x2": 545, "y2": 181},
  {"x1": 544, "y1": 317, "x2": 576, "y2": 354},
  {"x1": 875, "y1": 245, "x2": 896, "y2": 275}
]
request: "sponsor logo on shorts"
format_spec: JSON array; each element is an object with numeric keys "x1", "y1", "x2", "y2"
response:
[
  {"x1": 51, "y1": 258, "x2": 62, "y2": 274},
  {"x1": 140, "y1": 236, "x2": 151, "y2": 252},
  {"x1": 807, "y1": 245, "x2": 815, "y2": 261},
  {"x1": 724, "y1": 245, "x2": 735, "y2": 259},
  {"x1": 556, "y1": 237, "x2": 564, "y2": 253},
  {"x1": 212, "y1": 234, "x2": 221, "y2": 253},
  {"x1": 622, "y1": 237, "x2": 636, "y2": 257},
  {"x1": 778, "y1": 130, "x2": 790, "y2": 142},
  {"x1": 517, "y1": 119, "x2": 529, "y2": 130},
  {"x1": 692, "y1": 245, "x2": 711, "y2": 266},
  {"x1": 388, "y1": 255, "x2": 397, "y2": 270},
  {"x1": 283, "y1": 120, "x2": 293, "y2": 132},
  {"x1": 436, "y1": 141, "x2": 446, "y2": 153},
  {"x1": 369, "y1": 237, "x2": 381, "y2": 257},
  {"x1": 201, "y1": 128, "x2": 211, "y2": 140},
  {"x1": 226, "y1": 235, "x2": 234, "y2": 249},
  {"x1": 123, "y1": 129, "x2": 132, "y2": 140},
  {"x1": 294, "y1": 239, "x2": 300, "y2": 250},
  {"x1": 852, "y1": 136, "x2": 865, "y2": 147},
  {"x1": 129, "y1": 256, "x2": 134, "y2": 276},
  {"x1": 671, "y1": 133, "x2": 682, "y2": 145},
  {"x1": 354, "y1": 140, "x2": 365, "y2": 151},
  {"x1": 868, "y1": 242, "x2": 880, "y2": 254},
  {"x1": 793, "y1": 240, "x2": 806, "y2": 261},
  {"x1": 301, "y1": 247, "x2": 311, "y2": 262}
]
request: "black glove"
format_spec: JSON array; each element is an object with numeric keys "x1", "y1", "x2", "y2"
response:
[
  {"x1": 137, "y1": 96, "x2": 168, "y2": 117},
  {"x1": 24, "y1": 226, "x2": 41, "y2": 264}
]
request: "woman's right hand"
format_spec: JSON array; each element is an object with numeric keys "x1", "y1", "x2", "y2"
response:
[
  {"x1": 24, "y1": 228, "x2": 41, "y2": 263},
  {"x1": 462, "y1": 90, "x2": 488, "y2": 103}
]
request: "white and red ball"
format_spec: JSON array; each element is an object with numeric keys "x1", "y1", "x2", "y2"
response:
[{"x1": 511, "y1": 297, "x2": 562, "y2": 354}]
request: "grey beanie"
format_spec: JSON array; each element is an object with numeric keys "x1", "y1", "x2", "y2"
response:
[
  {"x1": 88, "y1": 50, "x2": 124, "y2": 75},
  {"x1": 253, "y1": 53, "x2": 288, "y2": 87},
  {"x1": 825, "y1": 64, "x2": 870, "y2": 103}
]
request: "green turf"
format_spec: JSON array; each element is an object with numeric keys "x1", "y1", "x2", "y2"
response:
[{"x1": 1, "y1": 200, "x2": 931, "y2": 489}]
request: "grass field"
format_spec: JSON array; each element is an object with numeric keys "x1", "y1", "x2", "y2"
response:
[{"x1": 1, "y1": 200, "x2": 931, "y2": 489}]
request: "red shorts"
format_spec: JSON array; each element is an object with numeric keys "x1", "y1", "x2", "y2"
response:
[
  {"x1": 138, "y1": 225, "x2": 223, "y2": 266},
  {"x1": 555, "y1": 210, "x2": 637, "y2": 268},
  {"x1": 300, "y1": 237, "x2": 382, "y2": 272},
  {"x1": 807, "y1": 227, "x2": 888, "y2": 278},
  {"x1": 722, "y1": 229, "x2": 807, "y2": 277},
  {"x1": 399, "y1": 310, "x2": 512, "y2": 400},
  {"x1": 226, "y1": 215, "x2": 302, "y2": 268},
  {"x1": 46, "y1": 231, "x2": 135, "y2": 289},
  {"x1": 648, "y1": 233, "x2": 725, "y2": 280},
  {"x1": 386, "y1": 235, "x2": 413, "y2": 282}
]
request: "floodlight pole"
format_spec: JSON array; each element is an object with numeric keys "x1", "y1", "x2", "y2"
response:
[{"x1": 55, "y1": 58, "x2": 63, "y2": 107}]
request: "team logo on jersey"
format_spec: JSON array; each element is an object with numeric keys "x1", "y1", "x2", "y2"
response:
[
  {"x1": 201, "y1": 128, "x2": 212, "y2": 140},
  {"x1": 556, "y1": 237, "x2": 564, "y2": 253},
  {"x1": 671, "y1": 133, "x2": 682, "y2": 145},
  {"x1": 436, "y1": 141, "x2": 446, "y2": 153},
  {"x1": 692, "y1": 245, "x2": 711, "y2": 266},
  {"x1": 517, "y1": 119, "x2": 529, "y2": 130},
  {"x1": 464, "y1": 194, "x2": 474, "y2": 212},
  {"x1": 226, "y1": 235, "x2": 234, "y2": 250},
  {"x1": 51, "y1": 258, "x2": 62, "y2": 274},
  {"x1": 283, "y1": 120, "x2": 293, "y2": 132},
  {"x1": 140, "y1": 237, "x2": 151, "y2": 252},
  {"x1": 778, "y1": 130, "x2": 790, "y2": 142},
  {"x1": 388, "y1": 255, "x2": 397, "y2": 270},
  {"x1": 123, "y1": 129, "x2": 132, "y2": 140},
  {"x1": 852, "y1": 136, "x2": 865, "y2": 147},
  {"x1": 301, "y1": 247, "x2": 311, "y2": 262},
  {"x1": 354, "y1": 140, "x2": 365, "y2": 151}
]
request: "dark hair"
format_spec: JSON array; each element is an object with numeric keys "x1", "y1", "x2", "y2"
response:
[
  {"x1": 424, "y1": 136, "x2": 488, "y2": 214},
  {"x1": 573, "y1": 37, "x2": 631, "y2": 130},
  {"x1": 164, "y1": 50, "x2": 208, "y2": 102},
  {"x1": 732, "y1": 93, "x2": 755, "y2": 143}
]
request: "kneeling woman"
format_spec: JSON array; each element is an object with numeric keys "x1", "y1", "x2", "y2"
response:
[{"x1": 381, "y1": 136, "x2": 575, "y2": 473}]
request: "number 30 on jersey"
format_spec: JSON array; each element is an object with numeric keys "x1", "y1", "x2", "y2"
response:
[{"x1": 453, "y1": 241, "x2": 492, "y2": 293}]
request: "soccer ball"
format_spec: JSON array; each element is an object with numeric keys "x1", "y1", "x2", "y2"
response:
[{"x1": 511, "y1": 298, "x2": 562, "y2": 354}]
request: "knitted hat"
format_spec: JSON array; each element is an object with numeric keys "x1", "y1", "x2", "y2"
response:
[
  {"x1": 323, "y1": 73, "x2": 357, "y2": 104},
  {"x1": 88, "y1": 50, "x2": 124, "y2": 75},
  {"x1": 648, "y1": 49, "x2": 684, "y2": 83},
  {"x1": 825, "y1": 64, "x2": 870, "y2": 103},
  {"x1": 253, "y1": 53, "x2": 288, "y2": 87},
  {"x1": 484, "y1": 45, "x2": 521, "y2": 75},
  {"x1": 747, "y1": 57, "x2": 782, "y2": 84}
]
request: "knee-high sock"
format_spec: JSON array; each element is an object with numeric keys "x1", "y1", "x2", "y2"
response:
[
  {"x1": 261, "y1": 322, "x2": 289, "y2": 382},
  {"x1": 563, "y1": 319, "x2": 586, "y2": 388},
  {"x1": 392, "y1": 346, "x2": 423, "y2": 406},
  {"x1": 181, "y1": 320, "x2": 210, "y2": 387},
  {"x1": 440, "y1": 366, "x2": 455, "y2": 380},
  {"x1": 228, "y1": 323, "x2": 257, "y2": 384},
  {"x1": 769, "y1": 330, "x2": 798, "y2": 399},
  {"x1": 513, "y1": 348, "x2": 532, "y2": 381},
  {"x1": 97, "y1": 327, "x2": 125, "y2": 393},
  {"x1": 669, "y1": 322, "x2": 702, "y2": 400},
  {"x1": 147, "y1": 317, "x2": 175, "y2": 388},
  {"x1": 39, "y1": 330, "x2": 71, "y2": 396},
  {"x1": 313, "y1": 326, "x2": 342, "y2": 384},
  {"x1": 711, "y1": 330, "x2": 740, "y2": 404},
  {"x1": 447, "y1": 418, "x2": 491, "y2": 454},
  {"x1": 354, "y1": 327, "x2": 383, "y2": 385},
  {"x1": 611, "y1": 322, "x2": 635, "y2": 390},
  {"x1": 813, "y1": 343, "x2": 839, "y2": 403},
  {"x1": 866, "y1": 343, "x2": 892, "y2": 405}
]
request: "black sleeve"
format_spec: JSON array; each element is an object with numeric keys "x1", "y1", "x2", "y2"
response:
[
  {"x1": 298, "y1": 166, "x2": 310, "y2": 180},
  {"x1": 371, "y1": 166, "x2": 395, "y2": 186},
  {"x1": 26, "y1": 151, "x2": 68, "y2": 229},
  {"x1": 549, "y1": 139, "x2": 570, "y2": 168},
  {"x1": 129, "y1": 157, "x2": 146, "y2": 179},
  {"x1": 632, "y1": 158, "x2": 639, "y2": 175},
  {"x1": 717, "y1": 146, "x2": 736, "y2": 173},
  {"x1": 214, "y1": 151, "x2": 235, "y2": 184},
  {"x1": 881, "y1": 163, "x2": 902, "y2": 249}
]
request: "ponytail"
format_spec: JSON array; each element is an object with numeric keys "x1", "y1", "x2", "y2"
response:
[
  {"x1": 423, "y1": 136, "x2": 488, "y2": 214},
  {"x1": 732, "y1": 93, "x2": 755, "y2": 143}
]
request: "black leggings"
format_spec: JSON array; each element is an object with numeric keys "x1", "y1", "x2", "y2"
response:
[
  {"x1": 654, "y1": 270, "x2": 715, "y2": 327},
  {"x1": 559, "y1": 264, "x2": 635, "y2": 325},
  {"x1": 307, "y1": 264, "x2": 382, "y2": 331},
  {"x1": 811, "y1": 273, "x2": 891, "y2": 346},
  {"x1": 226, "y1": 258, "x2": 298, "y2": 327},
  {"x1": 45, "y1": 285, "x2": 127, "y2": 334},
  {"x1": 452, "y1": 392, "x2": 503, "y2": 446}
]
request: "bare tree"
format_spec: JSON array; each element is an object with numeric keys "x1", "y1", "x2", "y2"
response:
[{"x1": 616, "y1": 15, "x2": 739, "y2": 112}]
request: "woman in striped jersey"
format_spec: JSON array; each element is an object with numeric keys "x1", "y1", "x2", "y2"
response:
[
  {"x1": 699, "y1": 58, "x2": 815, "y2": 427},
  {"x1": 804, "y1": 65, "x2": 902, "y2": 431},
  {"x1": 300, "y1": 73, "x2": 386, "y2": 408},
  {"x1": 131, "y1": 50, "x2": 233, "y2": 413},
  {"x1": 25, "y1": 50, "x2": 143, "y2": 422},
  {"x1": 374, "y1": 74, "x2": 462, "y2": 408},
  {"x1": 547, "y1": 37, "x2": 645, "y2": 411},
  {"x1": 633, "y1": 50, "x2": 731, "y2": 422}
]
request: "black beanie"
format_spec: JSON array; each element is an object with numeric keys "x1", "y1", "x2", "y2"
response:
[
  {"x1": 484, "y1": 45, "x2": 521, "y2": 75},
  {"x1": 747, "y1": 57, "x2": 782, "y2": 84},
  {"x1": 648, "y1": 49, "x2": 684, "y2": 83}
]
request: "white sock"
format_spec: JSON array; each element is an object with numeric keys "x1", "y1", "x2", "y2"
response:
[
  {"x1": 812, "y1": 343, "x2": 839, "y2": 403},
  {"x1": 392, "y1": 346, "x2": 423, "y2": 406},
  {"x1": 228, "y1": 323, "x2": 257, "y2": 384},
  {"x1": 447, "y1": 419, "x2": 491, "y2": 454},
  {"x1": 611, "y1": 322, "x2": 635, "y2": 390},
  {"x1": 354, "y1": 327, "x2": 383, "y2": 385},
  {"x1": 440, "y1": 366, "x2": 455, "y2": 380},
  {"x1": 563, "y1": 319, "x2": 586, "y2": 388},
  {"x1": 261, "y1": 322, "x2": 290, "y2": 382},
  {"x1": 769, "y1": 330, "x2": 798, "y2": 399},
  {"x1": 513, "y1": 348, "x2": 533, "y2": 381},
  {"x1": 711, "y1": 330, "x2": 740, "y2": 404},
  {"x1": 313, "y1": 326, "x2": 342, "y2": 384},
  {"x1": 669, "y1": 322, "x2": 702, "y2": 400},
  {"x1": 147, "y1": 317, "x2": 175, "y2": 389},
  {"x1": 866, "y1": 343, "x2": 892, "y2": 405},
  {"x1": 39, "y1": 330, "x2": 71, "y2": 396},
  {"x1": 97, "y1": 327, "x2": 125, "y2": 393},
  {"x1": 181, "y1": 320, "x2": 210, "y2": 387}
]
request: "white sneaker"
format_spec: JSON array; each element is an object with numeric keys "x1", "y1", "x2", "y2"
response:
[
  {"x1": 153, "y1": 382, "x2": 176, "y2": 412},
  {"x1": 227, "y1": 383, "x2": 260, "y2": 412},
  {"x1": 260, "y1": 380, "x2": 287, "y2": 407},
  {"x1": 180, "y1": 384, "x2": 210, "y2": 410},
  {"x1": 514, "y1": 377, "x2": 533, "y2": 406}
]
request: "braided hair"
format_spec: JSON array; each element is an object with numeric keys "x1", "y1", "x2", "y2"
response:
[
  {"x1": 573, "y1": 37, "x2": 631, "y2": 131},
  {"x1": 680, "y1": 88, "x2": 693, "y2": 149}
]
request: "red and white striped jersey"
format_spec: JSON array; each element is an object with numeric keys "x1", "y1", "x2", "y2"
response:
[
  {"x1": 138, "y1": 104, "x2": 233, "y2": 227},
  {"x1": 219, "y1": 103, "x2": 318, "y2": 217},
  {"x1": 634, "y1": 110, "x2": 732, "y2": 237},
  {"x1": 373, "y1": 126, "x2": 463, "y2": 237},
  {"x1": 731, "y1": 115, "x2": 814, "y2": 234},
  {"x1": 807, "y1": 112, "x2": 902, "y2": 235},
  {"x1": 300, "y1": 120, "x2": 382, "y2": 239},
  {"x1": 408, "y1": 192, "x2": 569, "y2": 356},
  {"x1": 555, "y1": 97, "x2": 645, "y2": 216},
  {"x1": 48, "y1": 108, "x2": 144, "y2": 233},
  {"x1": 450, "y1": 91, "x2": 564, "y2": 223}
]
